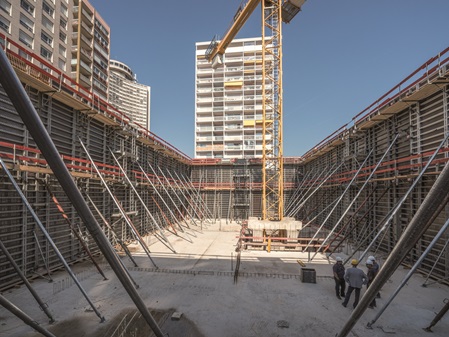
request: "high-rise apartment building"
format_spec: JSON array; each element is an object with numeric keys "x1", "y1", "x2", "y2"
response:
[
  {"x1": 72, "y1": 0, "x2": 109, "y2": 100},
  {"x1": 0, "y1": 0, "x2": 72, "y2": 74},
  {"x1": 109, "y1": 59, "x2": 151, "y2": 130},
  {"x1": 195, "y1": 37, "x2": 273, "y2": 159},
  {"x1": 0, "y1": 0, "x2": 110, "y2": 100}
]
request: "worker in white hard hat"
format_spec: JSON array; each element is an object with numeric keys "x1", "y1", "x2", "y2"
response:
[
  {"x1": 367, "y1": 255, "x2": 381, "y2": 298},
  {"x1": 342, "y1": 259, "x2": 368, "y2": 309},
  {"x1": 332, "y1": 257, "x2": 345, "y2": 300},
  {"x1": 365, "y1": 259, "x2": 377, "y2": 308}
]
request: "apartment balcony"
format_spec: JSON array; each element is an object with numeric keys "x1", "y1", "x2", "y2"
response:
[
  {"x1": 82, "y1": 8, "x2": 93, "y2": 22},
  {"x1": 71, "y1": 59, "x2": 92, "y2": 75},
  {"x1": 81, "y1": 21, "x2": 93, "y2": 35},
  {"x1": 225, "y1": 115, "x2": 243, "y2": 121},
  {"x1": 225, "y1": 145, "x2": 243, "y2": 150},
  {"x1": 79, "y1": 73, "x2": 91, "y2": 87},
  {"x1": 196, "y1": 126, "x2": 212, "y2": 132},
  {"x1": 94, "y1": 42, "x2": 108, "y2": 59},
  {"x1": 224, "y1": 135, "x2": 242, "y2": 141},
  {"x1": 196, "y1": 97, "x2": 214, "y2": 103},
  {"x1": 196, "y1": 116, "x2": 214, "y2": 123},
  {"x1": 80, "y1": 34, "x2": 93, "y2": 50},
  {"x1": 196, "y1": 136, "x2": 213, "y2": 141}
]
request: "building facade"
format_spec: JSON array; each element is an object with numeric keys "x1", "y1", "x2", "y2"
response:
[
  {"x1": 71, "y1": 0, "x2": 109, "y2": 100},
  {"x1": 0, "y1": 0, "x2": 72, "y2": 73},
  {"x1": 195, "y1": 37, "x2": 272, "y2": 159},
  {"x1": 109, "y1": 59, "x2": 151, "y2": 130},
  {"x1": 0, "y1": 0, "x2": 110, "y2": 100}
]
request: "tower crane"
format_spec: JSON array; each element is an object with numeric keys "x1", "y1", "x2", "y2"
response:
[{"x1": 205, "y1": 0, "x2": 306, "y2": 221}]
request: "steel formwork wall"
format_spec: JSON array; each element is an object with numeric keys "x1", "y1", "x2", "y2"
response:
[
  {"x1": 296, "y1": 86, "x2": 449, "y2": 283},
  {"x1": 190, "y1": 161, "x2": 297, "y2": 221},
  {"x1": 0, "y1": 82, "x2": 190, "y2": 289}
]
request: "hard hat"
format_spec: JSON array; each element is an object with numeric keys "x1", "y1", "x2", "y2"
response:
[
  {"x1": 336, "y1": 257, "x2": 343, "y2": 262},
  {"x1": 351, "y1": 259, "x2": 358, "y2": 265},
  {"x1": 366, "y1": 260, "x2": 373, "y2": 265},
  {"x1": 368, "y1": 255, "x2": 375, "y2": 261}
]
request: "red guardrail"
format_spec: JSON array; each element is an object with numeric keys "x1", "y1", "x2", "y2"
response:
[
  {"x1": 0, "y1": 33, "x2": 191, "y2": 163},
  {"x1": 302, "y1": 45, "x2": 449, "y2": 160}
]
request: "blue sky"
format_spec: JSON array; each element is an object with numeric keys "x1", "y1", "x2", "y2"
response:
[{"x1": 89, "y1": 0, "x2": 449, "y2": 158}]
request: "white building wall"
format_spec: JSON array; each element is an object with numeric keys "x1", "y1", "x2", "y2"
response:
[
  {"x1": 195, "y1": 37, "x2": 272, "y2": 159},
  {"x1": 109, "y1": 59, "x2": 151, "y2": 130}
]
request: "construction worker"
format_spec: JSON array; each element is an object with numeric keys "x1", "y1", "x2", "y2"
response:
[
  {"x1": 342, "y1": 259, "x2": 367, "y2": 308},
  {"x1": 366, "y1": 259, "x2": 377, "y2": 308},
  {"x1": 367, "y1": 255, "x2": 381, "y2": 298},
  {"x1": 333, "y1": 257, "x2": 346, "y2": 299}
]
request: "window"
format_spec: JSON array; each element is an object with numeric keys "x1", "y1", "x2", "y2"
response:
[
  {"x1": 0, "y1": 0, "x2": 11, "y2": 14},
  {"x1": 41, "y1": 31, "x2": 52, "y2": 47},
  {"x1": 42, "y1": 15, "x2": 53, "y2": 32},
  {"x1": 42, "y1": 1, "x2": 54, "y2": 18},
  {"x1": 0, "y1": 35, "x2": 5, "y2": 47},
  {"x1": 20, "y1": 0, "x2": 34, "y2": 16},
  {"x1": 40, "y1": 45, "x2": 52, "y2": 61},
  {"x1": 0, "y1": 14, "x2": 9, "y2": 33},
  {"x1": 60, "y1": 3, "x2": 68, "y2": 16},
  {"x1": 59, "y1": 44, "x2": 66, "y2": 57},
  {"x1": 59, "y1": 17, "x2": 67, "y2": 30},
  {"x1": 19, "y1": 49, "x2": 31, "y2": 61},
  {"x1": 19, "y1": 29, "x2": 33, "y2": 48},
  {"x1": 58, "y1": 58, "x2": 66, "y2": 71},
  {"x1": 59, "y1": 31, "x2": 66, "y2": 43},
  {"x1": 19, "y1": 13, "x2": 34, "y2": 33}
]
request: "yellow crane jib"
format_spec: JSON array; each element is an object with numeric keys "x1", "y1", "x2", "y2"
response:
[{"x1": 205, "y1": 0, "x2": 306, "y2": 220}]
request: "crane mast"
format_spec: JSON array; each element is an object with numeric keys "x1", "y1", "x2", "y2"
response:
[
  {"x1": 262, "y1": 0, "x2": 283, "y2": 220},
  {"x1": 206, "y1": 0, "x2": 305, "y2": 221}
]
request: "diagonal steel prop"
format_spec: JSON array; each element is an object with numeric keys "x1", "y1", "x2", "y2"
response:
[
  {"x1": 158, "y1": 167, "x2": 199, "y2": 227},
  {"x1": 0, "y1": 46, "x2": 164, "y2": 336},
  {"x1": 171, "y1": 171, "x2": 205, "y2": 222},
  {"x1": 78, "y1": 139, "x2": 158, "y2": 268},
  {"x1": 286, "y1": 168, "x2": 326, "y2": 217},
  {"x1": 326, "y1": 185, "x2": 387, "y2": 257},
  {"x1": 288, "y1": 162, "x2": 345, "y2": 218},
  {"x1": 136, "y1": 162, "x2": 190, "y2": 239},
  {"x1": 83, "y1": 195, "x2": 141, "y2": 290},
  {"x1": 184, "y1": 171, "x2": 215, "y2": 221},
  {"x1": 0, "y1": 237, "x2": 54, "y2": 323},
  {"x1": 84, "y1": 192, "x2": 139, "y2": 268},
  {"x1": 336, "y1": 157, "x2": 449, "y2": 337},
  {"x1": 141, "y1": 161, "x2": 196, "y2": 236},
  {"x1": 0, "y1": 157, "x2": 104, "y2": 322},
  {"x1": 32, "y1": 230, "x2": 53, "y2": 281},
  {"x1": 355, "y1": 132, "x2": 449, "y2": 264},
  {"x1": 304, "y1": 149, "x2": 373, "y2": 251},
  {"x1": 43, "y1": 181, "x2": 108, "y2": 280},
  {"x1": 285, "y1": 168, "x2": 324, "y2": 216},
  {"x1": 0, "y1": 294, "x2": 56, "y2": 337},
  {"x1": 284, "y1": 169, "x2": 311, "y2": 215},
  {"x1": 166, "y1": 169, "x2": 204, "y2": 223},
  {"x1": 367, "y1": 216, "x2": 449, "y2": 329},
  {"x1": 312, "y1": 134, "x2": 399, "y2": 260},
  {"x1": 177, "y1": 171, "x2": 214, "y2": 222},
  {"x1": 109, "y1": 148, "x2": 176, "y2": 253},
  {"x1": 422, "y1": 235, "x2": 449, "y2": 286}
]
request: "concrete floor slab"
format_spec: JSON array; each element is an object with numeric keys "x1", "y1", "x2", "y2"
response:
[{"x1": 0, "y1": 221, "x2": 448, "y2": 337}]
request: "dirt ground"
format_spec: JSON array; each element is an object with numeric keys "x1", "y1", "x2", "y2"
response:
[{"x1": 1, "y1": 220, "x2": 448, "y2": 337}]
